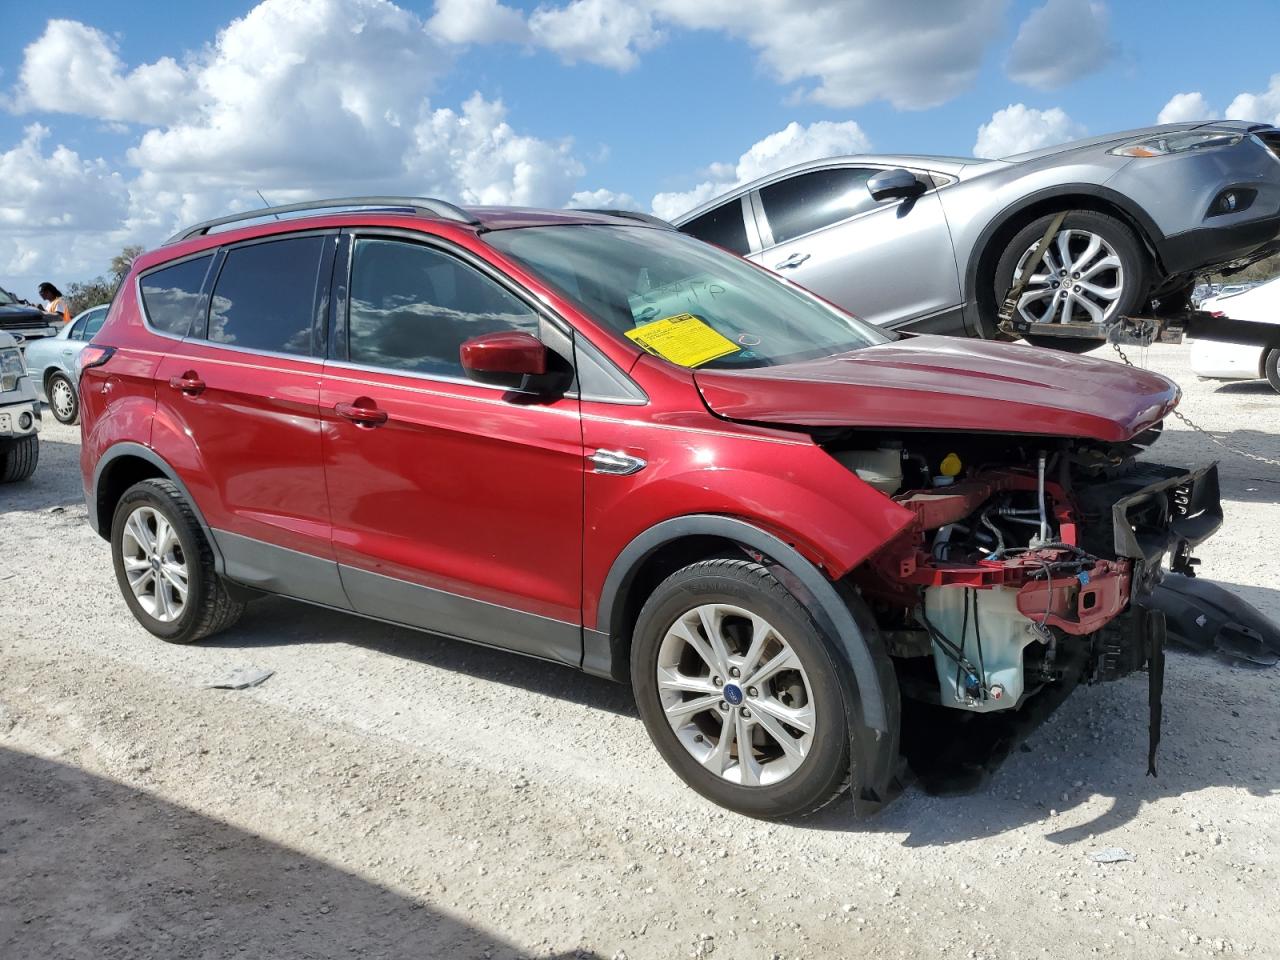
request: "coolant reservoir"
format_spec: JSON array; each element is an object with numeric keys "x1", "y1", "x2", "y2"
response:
[
  {"x1": 925, "y1": 586, "x2": 1042, "y2": 713},
  {"x1": 834, "y1": 448, "x2": 903, "y2": 495}
]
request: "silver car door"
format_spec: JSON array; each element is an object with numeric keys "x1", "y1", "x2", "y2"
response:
[{"x1": 749, "y1": 166, "x2": 963, "y2": 331}]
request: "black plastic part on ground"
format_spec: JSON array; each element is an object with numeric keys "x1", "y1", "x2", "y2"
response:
[{"x1": 1150, "y1": 573, "x2": 1280, "y2": 667}]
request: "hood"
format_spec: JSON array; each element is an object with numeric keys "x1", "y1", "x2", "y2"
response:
[
  {"x1": 693, "y1": 336, "x2": 1178, "y2": 443},
  {"x1": 0, "y1": 303, "x2": 45, "y2": 320}
]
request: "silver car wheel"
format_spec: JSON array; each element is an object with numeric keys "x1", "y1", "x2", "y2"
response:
[
  {"x1": 120, "y1": 506, "x2": 188, "y2": 623},
  {"x1": 657, "y1": 603, "x2": 816, "y2": 787},
  {"x1": 1013, "y1": 228, "x2": 1124, "y2": 326},
  {"x1": 50, "y1": 376, "x2": 76, "y2": 422}
]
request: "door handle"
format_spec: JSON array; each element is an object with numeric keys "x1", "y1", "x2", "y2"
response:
[
  {"x1": 168, "y1": 372, "x2": 206, "y2": 396},
  {"x1": 335, "y1": 399, "x2": 388, "y2": 427},
  {"x1": 774, "y1": 252, "x2": 811, "y2": 270}
]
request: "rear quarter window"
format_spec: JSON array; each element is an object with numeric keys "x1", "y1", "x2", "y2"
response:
[{"x1": 139, "y1": 255, "x2": 214, "y2": 336}]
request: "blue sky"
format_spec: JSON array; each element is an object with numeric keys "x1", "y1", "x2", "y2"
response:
[{"x1": 2, "y1": 0, "x2": 1279, "y2": 291}]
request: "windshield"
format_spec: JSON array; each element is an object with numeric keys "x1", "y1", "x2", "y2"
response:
[
  {"x1": 0, "y1": 286, "x2": 17, "y2": 305},
  {"x1": 485, "y1": 225, "x2": 888, "y2": 369}
]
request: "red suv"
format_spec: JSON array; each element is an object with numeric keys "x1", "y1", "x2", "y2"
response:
[{"x1": 81, "y1": 197, "x2": 1220, "y2": 819}]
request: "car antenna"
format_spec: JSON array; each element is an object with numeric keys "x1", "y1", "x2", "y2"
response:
[{"x1": 255, "y1": 190, "x2": 280, "y2": 220}]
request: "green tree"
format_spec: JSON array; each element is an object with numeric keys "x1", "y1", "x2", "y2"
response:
[{"x1": 64, "y1": 245, "x2": 145, "y2": 315}]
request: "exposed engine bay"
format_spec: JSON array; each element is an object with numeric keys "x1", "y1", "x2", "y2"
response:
[{"x1": 819, "y1": 426, "x2": 1223, "y2": 778}]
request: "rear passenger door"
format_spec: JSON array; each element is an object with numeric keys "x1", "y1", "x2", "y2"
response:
[
  {"x1": 150, "y1": 232, "x2": 345, "y2": 606},
  {"x1": 749, "y1": 166, "x2": 962, "y2": 330},
  {"x1": 319, "y1": 231, "x2": 584, "y2": 664}
]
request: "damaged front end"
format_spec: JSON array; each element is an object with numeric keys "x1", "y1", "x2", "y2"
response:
[{"x1": 826, "y1": 428, "x2": 1222, "y2": 781}]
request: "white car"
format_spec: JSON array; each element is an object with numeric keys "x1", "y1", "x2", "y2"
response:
[{"x1": 1190, "y1": 277, "x2": 1280, "y2": 393}]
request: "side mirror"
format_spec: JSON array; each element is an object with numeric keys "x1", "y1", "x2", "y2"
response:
[
  {"x1": 460, "y1": 331, "x2": 548, "y2": 390},
  {"x1": 867, "y1": 168, "x2": 926, "y2": 202}
]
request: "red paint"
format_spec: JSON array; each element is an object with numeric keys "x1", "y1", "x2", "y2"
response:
[
  {"x1": 460, "y1": 331, "x2": 547, "y2": 377},
  {"x1": 694, "y1": 336, "x2": 1180, "y2": 442},
  {"x1": 82, "y1": 205, "x2": 1175, "y2": 648}
]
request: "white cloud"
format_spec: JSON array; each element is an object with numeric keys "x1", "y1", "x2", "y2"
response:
[
  {"x1": 651, "y1": 119, "x2": 871, "y2": 220},
  {"x1": 428, "y1": 0, "x2": 528, "y2": 44},
  {"x1": 566, "y1": 188, "x2": 641, "y2": 210},
  {"x1": 1157, "y1": 92, "x2": 1216, "y2": 124},
  {"x1": 9, "y1": 19, "x2": 195, "y2": 125},
  {"x1": 0, "y1": 125, "x2": 129, "y2": 232},
  {"x1": 431, "y1": 0, "x2": 1005, "y2": 110},
  {"x1": 0, "y1": 0, "x2": 594, "y2": 293},
  {"x1": 1226, "y1": 74, "x2": 1280, "y2": 125},
  {"x1": 529, "y1": 0, "x2": 663, "y2": 71},
  {"x1": 1007, "y1": 0, "x2": 1114, "y2": 90},
  {"x1": 973, "y1": 104, "x2": 1085, "y2": 159}
]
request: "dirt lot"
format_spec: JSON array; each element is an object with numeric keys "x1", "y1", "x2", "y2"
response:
[{"x1": 1, "y1": 343, "x2": 1277, "y2": 960}]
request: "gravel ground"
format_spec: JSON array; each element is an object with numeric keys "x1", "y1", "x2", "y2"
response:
[{"x1": 1, "y1": 342, "x2": 1277, "y2": 960}]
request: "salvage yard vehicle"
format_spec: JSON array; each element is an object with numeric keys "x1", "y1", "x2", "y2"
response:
[
  {"x1": 23, "y1": 303, "x2": 110, "y2": 424},
  {"x1": 0, "y1": 284, "x2": 60, "y2": 345},
  {"x1": 80, "y1": 198, "x2": 1221, "y2": 819},
  {"x1": 1190, "y1": 277, "x2": 1280, "y2": 393},
  {"x1": 0, "y1": 329, "x2": 41, "y2": 482},
  {"x1": 673, "y1": 121, "x2": 1280, "y2": 352}
]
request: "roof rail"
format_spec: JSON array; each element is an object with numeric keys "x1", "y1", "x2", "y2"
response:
[
  {"x1": 580, "y1": 209, "x2": 674, "y2": 229},
  {"x1": 164, "y1": 196, "x2": 480, "y2": 244}
]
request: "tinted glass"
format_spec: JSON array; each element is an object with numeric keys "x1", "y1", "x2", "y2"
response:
[
  {"x1": 207, "y1": 236, "x2": 324, "y2": 354},
  {"x1": 71, "y1": 307, "x2": 108, "y2": 341},
  {"x1": 348, "y1": 238, "x2": 538, "y2": 378},
  {"x1": 83, "y1": 307, "x2": 109, "y2": 340},
  {"x1": 140, "y1": 256, "x2": 213, "y2": 336},
  {"x1": 680, "y1": 202, "x2": 750, "y2": 255},
  {"x1": 486, "y1": 225, "x2": 888, "y2": 370},
  {"x1": 759, "y1": 168, "x2": 879, "y2": 244}
]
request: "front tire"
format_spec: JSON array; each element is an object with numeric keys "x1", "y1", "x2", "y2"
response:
[
  {"x1": 0, "y1": 435, "x2": 38, "y2": 483},
  {"x1": 994, "y1": 210, "x2": 1148, "y2": 353},
  {"x1": 631, "y1": 559, "x2": 851, "y2": 820},
  {"x1": 110, "y1": 479, "x2": 246, "y2": 643},
  {"x1": 47, "y1": 371, "x2": 79, "y2": 424},
  {"x1": 1266, "y1": 349, "x2": 1280, "y2": 394}
]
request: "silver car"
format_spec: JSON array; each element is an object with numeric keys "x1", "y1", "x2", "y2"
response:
[
  {"x1": 673, "y1": 121, "x2": 1280, "y2": 350},
  {"x1": 23, "y1": 303, "x2": 109, "y2": 424}
]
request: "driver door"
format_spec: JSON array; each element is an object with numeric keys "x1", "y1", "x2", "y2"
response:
[{"x1": 747, "y1": 166, "x2": 962, "y2": 330}]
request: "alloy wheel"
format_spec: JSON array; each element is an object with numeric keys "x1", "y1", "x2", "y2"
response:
[
  {"x1": 120, "y1": 506, "x2": 189, "y2": 623},
  {"x1": 1013, "y1": 228, "x2": 1124, "y2": 326},
  {"x1": 656, "y1": 603, "x2": 816, "y2": 787},
  {"x1": 50, "y1": 377, "x2": 76, "y2": 422}
]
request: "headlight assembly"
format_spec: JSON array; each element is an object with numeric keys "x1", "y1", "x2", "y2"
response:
[
  {"x1": 1109, "y1": 131, "x2": 1243, "y2": 158},
  {"x1": 0, "y1": 347, "x2": 26, "y2": 392}
]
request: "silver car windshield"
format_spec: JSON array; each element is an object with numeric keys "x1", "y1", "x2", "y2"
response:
[{"x1": 486, "y1": 224, "x2": 889, "y2": 369}]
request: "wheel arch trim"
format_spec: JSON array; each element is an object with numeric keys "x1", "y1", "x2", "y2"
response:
[
  {"x1": 89, "y1": 442, "x2": 226, "y2": 575},
  {"x1": 593, "y1": 514, "x2": 889, "y2": 734}
]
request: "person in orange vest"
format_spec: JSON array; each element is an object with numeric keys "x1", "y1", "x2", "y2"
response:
[{"x1": 38, "y1": 283, "x2": 72, "y2": 324}]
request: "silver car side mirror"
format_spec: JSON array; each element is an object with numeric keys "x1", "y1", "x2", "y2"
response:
[{"x1": 868, "y1": 168, "x2": 926, "y2": 202}]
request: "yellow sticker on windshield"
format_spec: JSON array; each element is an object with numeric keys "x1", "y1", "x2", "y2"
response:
[{"x1": 625, "y1": 313, "x2": 740, "y2": 368}]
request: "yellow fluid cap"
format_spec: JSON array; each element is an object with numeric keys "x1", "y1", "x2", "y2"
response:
[{"x1": 940, "y1": 452, "x2": 962, "y2": 477}]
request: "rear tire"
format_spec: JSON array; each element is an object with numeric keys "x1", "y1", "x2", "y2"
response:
[
  {"x1": 994, "y1": 210, "x2": 1148, "y2": 353},
  {"x1": 630, "y1": 558, "x2": 852, "y2": 820},
  {"x1": 0, "y1": 435, "x2": 39, "y2": 483},
  {"x1": 47, "y1": 371, "x2": 79, "y2": 425},
  {"x1": 1266, "y1": 349, "x2": 1280, "y2": 394},
  {"x1": 110, "y1": 479, "x2": 246, "y2": 643}
]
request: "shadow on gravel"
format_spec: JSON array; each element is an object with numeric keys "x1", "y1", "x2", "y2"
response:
[
  {"x1": 203, "y1": 595, "x2": 638, "y2": 718},
  {"x1": 0, "y1": 745, "x2": 604, "y2": 960}
]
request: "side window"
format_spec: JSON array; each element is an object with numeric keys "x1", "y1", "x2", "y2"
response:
[
  {"x1": 680, "y1": 202, "x2": 750, "y2": 255},
  {"x1": 71, "y1": 307, "x2": 107, "y2": 341},
  {"x1": 758, "y1": 168, "x2": 880, "y2": 245},
  {"x1": 82, "y1": 307, "x2": 109, "y2": 341},
  {"x1": 207, "y1": 236, "x2": 325, "y2": 354},
  {"x1": 139, "y1": 255, "x2": 213, "y2": 336},
  {"x1": 347, "y1": 238, "x2": 539, "y2": 378}
]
